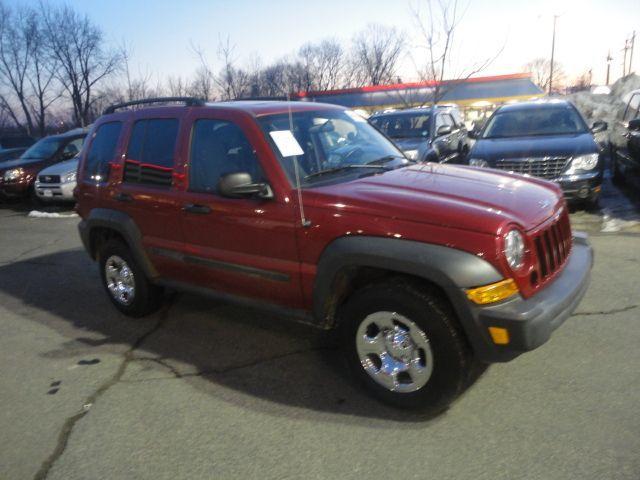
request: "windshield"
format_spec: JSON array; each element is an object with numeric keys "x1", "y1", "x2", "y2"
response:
[
  {"x1": 370, "y1": 113, "x2": 431, "y2": 139},
  {"x1": 482, "y1": 106, "x2": 588, "y2": 139},
  {"x1": 258, "y1": 109, "x2": 407, "y2": 186},
  {"x1": 20, "y1": 137, "x2": 63, "y2": 160}
]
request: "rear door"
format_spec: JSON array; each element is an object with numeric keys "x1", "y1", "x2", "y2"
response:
[
  {"x1": 107, "y1": 114, "x2": 188, "y2": 278},
  {"x1": 433, "y1": 113, "x2": 457, "y2": 163},
  {"x1": 178, "y1": 111, "x2": 303, "y2": 308}
]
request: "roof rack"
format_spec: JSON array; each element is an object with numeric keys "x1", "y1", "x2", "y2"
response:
[
  {"x1": 231, "y1": 96, "x2": 291, "y2": 102},
  {"x1": 103, "y1": 97, "x2": 205, "y2": 115}
]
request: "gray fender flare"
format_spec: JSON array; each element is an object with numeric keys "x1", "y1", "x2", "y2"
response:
[
  {"x1": 312, "y1": 236, "x2": 503, "y2": 326},
  {"x1": 78, "y1": 208, "x2": 158, "y2": 279}
]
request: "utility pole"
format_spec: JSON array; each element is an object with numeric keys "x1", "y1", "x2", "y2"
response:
[
  {"x1": 606, "y1": 50, "x2": 612, "y2": 85},
  {"x1": 622, "y1": 39, "x2": 630, "y2": 77},
  {"x1": 549, "y1": 15, "x2": 558, "y2": 94},
  {"x1": 630, "y1": 31, "x2": 636, "y2": 74}
]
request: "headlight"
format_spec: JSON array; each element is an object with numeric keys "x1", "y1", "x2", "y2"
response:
[
  {"x1": 469, "y1": 158, "x2": 488, "y2": 168},
  {"x1": 571, "y1": 153, "x2": 598, "y2": 171},
  {"x1": 63, "y1": 171, "x2": 77, "y2": 183},
  {"x1": 504, "y1": 229, "x2": 525, "y2": 270},
  {"x1": 3, "y1": 168, "x2": 23, "y2": 182},
  {"x1": 404, "y1": 149, "x2": 418, "y2": 160}
]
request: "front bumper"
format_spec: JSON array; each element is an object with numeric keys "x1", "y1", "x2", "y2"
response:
[
  {"x1": 0, "y1": 178, "x2": 31, "y2": 198},
  {"x1": 453, "y1": 233, "x2": 593, "y2": 363},
  {"x1": 556, "y1": 171, "x2": 602, "y2": 201},
  {"x1": 34, "y1": 180, "x2": 76, "y2": 202}
]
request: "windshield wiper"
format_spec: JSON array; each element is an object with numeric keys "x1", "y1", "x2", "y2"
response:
[
  {"x1": 304, "y1": 164, "x2": 391, "y2": 181},
  {"x1": 366, "y1": 154, "x2": 408, "y2": 165}
]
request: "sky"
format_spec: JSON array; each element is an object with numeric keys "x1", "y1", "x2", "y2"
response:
[{"x1": 12, "y1": 0, "x2": 640, "y2": 87}]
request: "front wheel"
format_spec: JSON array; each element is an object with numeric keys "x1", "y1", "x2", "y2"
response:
[
  {"x1": 339, "y1": 279, "x2": 477, "y2": 413},
  {"x1": 98, "y1": 240, "x2": 164, "y2": 317}
]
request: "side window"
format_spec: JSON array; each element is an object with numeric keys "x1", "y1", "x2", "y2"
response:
[
  {"x1": 189, "y1": 119, "x2": 263, "y2": 194},
  {"x1": 443, "y1": 114, "x2": 455, "y2": 127},
  {"x1": 124, "y1": 118, "x2": 179, "y2": 187},
  {"x1": 82, "y1": 122, "x2": 122, "y2": 182},
  {"x1": 63, "y1": 137, "x2": 84, "y2": 158},
  {"x1": 623, "y1": 93, "x2": 640, "y2": 122},
  {"x1": 435, "y1": 114, "x2": 445, "y2": 129}
]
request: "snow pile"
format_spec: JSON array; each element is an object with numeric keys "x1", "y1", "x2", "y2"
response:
[{"x1": 28, "y1": 210, "x2": 78, "y2": 218}]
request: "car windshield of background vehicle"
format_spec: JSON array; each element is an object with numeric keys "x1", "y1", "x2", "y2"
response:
[
  {"x1": 482, "y1": 107, "x2": 589, "y2": 138},
  {"x1": 259, "y1": 110, "x2": 407, "y2": 186},
  {"x1": 20, "y1": 137, "x2": 63, "y2": 160},
  {"x1": 370, "y1": 113, "x2": 431, "y2": 139}
]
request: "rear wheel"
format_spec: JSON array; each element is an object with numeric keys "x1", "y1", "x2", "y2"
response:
[
  {"x1": 339, "y1": 278, "x2": 477, "y2": 413},
  {"x1": 98, "y1": 240, "x2": 164, "y2": 317}
]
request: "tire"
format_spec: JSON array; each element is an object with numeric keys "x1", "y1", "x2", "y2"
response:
[
  {"x1": 98, "y1": 239, "x2": 164, "y2": 317},
  {"x1": 338, "y1": 278, "x2": 476, "y2": 413}
]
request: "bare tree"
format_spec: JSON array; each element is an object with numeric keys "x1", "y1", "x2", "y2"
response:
[
  {"x1": 167, "y1": 75, "x2": 190, "y2": 97},
  {"x1": 189, "y1": 42, "x2": 215, "y2": 100},
  {"x1": 412, "y1": 0, "x2": 504, "y2": 105},
  {"x1": 350, "y1": 24, "x2": 405, "y2": 86},
  {"x1": 214, "y1": 36, "x2": 250, "y2": 100},
  {"x1": 298, "y1": 39, "x2": 346, "y2": 91},
  {"x1": 0, "y1": 2, "x2": 61, "y2": 136},
  {"x1": 524, "y1": 57, "x2": 565, "y2": 93},
  {"x1": 41, "y1": 2, "x2": 122, "y2": 127}
]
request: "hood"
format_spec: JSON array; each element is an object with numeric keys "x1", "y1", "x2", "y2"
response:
[
  {"x1": 37, "y1": 158, "x2": 79, "y2": 176},
  {"x1": 391, "y1": 137, "x2": 428, "y2": 152},
  {"x1": 470, "y1": 132, "x2": 598, "y2": 161},
  {"x1": 0, "y1": 156, "x2": 47, "y2": 172},
  {"x1": 306, "y1": 163, "x2": 563, "y2": 234}
]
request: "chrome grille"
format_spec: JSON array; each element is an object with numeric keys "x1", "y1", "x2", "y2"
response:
[
  {"x1": 38, "y1": 174, "x2": 61, "y2": 184},
  {"x1": 493, "y1": 157, "x2": 570, "y2": 179}
]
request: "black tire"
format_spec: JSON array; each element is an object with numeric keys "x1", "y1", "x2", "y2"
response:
[
  {"x1": 338, "y1": 278, "x2": 477, "y2": 413},
  {"x1": 98, "y1": 239, "x2": 164, "y2": 317}
]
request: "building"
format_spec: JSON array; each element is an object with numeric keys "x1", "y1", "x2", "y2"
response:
[{"x1": 295, "y1": 73, "x2": 544, "y2": 125}]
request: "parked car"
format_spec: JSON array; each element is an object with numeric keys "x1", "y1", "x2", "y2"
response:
[
  {"x1": 34, "y1": 156, "x2": 79, "y2": 203},
  {"x1": 0, "y1": 147, "x2": 27, "y2": 163},
  {"x1": 0, "y1": 128, "x2": 86, "y2": 201},
  {"x1": 610, "y1": 88, "x2": 640, "y2": 187},
  {"x1": 369, "y1": 105, "x2": 469, "y2": 163},
  {"x1": 467, "y1": 99, "x2": 607, "y2": 208},
  {"x1": 76, "y1": 97, "x2": 592, "y2": 412}
]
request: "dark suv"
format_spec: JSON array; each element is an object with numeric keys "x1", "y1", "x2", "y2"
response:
[
  {"x1": 611, "y1": 88, "x2": 640, "y2": 186},
  {"x1": 467, "y1": 100, "x2": 607, "y2": 208},
  {"x1": 369, "y1": 105, "x2": 469, "y2": 163},
  {"x1": 76, "y1": 97, "x2": 592, "y2": 412}
]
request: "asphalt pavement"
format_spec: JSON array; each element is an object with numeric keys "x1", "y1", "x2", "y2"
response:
[{"x1": 0, "y1": 179, "x2": 639, "y2": 480}]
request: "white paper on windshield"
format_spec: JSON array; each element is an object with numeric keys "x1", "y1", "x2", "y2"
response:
[
  {"x1": 345, "y1": 110, "x2": 367, "y2": 123},
  {"x1": 269, "y1": 130, "x2": 304, "y2": 157}
]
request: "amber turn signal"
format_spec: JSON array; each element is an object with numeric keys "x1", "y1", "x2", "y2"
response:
[
  {"x1": 466, "y1": 278, "x2": 519, "y2": 305},
  {"x1": 488, "y1": 326, "x2": 510, "y2": 345}
]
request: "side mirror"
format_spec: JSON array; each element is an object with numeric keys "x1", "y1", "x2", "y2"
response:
[
  {"x1": 436, "y1": 125, "x2": 453, "y2": 137},
  {"x1": 591, "y1": 120, "x2": 608, "y2": 133},
  {"x1": 218, "y1": 172, "x2": 273, "y2": 199},
  {"x1": 628, "y1": 118, "x2": 640, "y2": 131},
  {"x1": 468, "y1": 129, "x2": 478, "y2": 140}
]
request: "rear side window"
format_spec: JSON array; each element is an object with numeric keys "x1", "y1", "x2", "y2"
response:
[
  {"x1": 623, "y1": 93, "x2": 640, "y2": 122},
  {"x1": 83, "y1": 122, "x2": 122, "y2": 182},
  {"x1": 124, "y1": 118, "x2": 178, "y2": 186},
  {"x1": 189, "y1": 119, "x2": 263, "y2": 194}
]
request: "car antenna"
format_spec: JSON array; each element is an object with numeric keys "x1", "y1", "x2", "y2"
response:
[{"x1": 287, "y1": 93, "x2": 311, "y2": 228}]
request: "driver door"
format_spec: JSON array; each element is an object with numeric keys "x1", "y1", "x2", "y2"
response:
[{"x1": 179, "y1": 113, "x2": 303, "y2": 308}]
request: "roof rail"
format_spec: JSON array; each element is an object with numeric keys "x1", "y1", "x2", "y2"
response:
[
  {"x1": 103, "y1": 97, "x2": 205, "y2": 115},
  {"x1": 231, "y1": 96, "x2": 290, "y2": 102}
]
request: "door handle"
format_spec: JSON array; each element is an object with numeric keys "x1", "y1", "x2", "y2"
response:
[
  {"x1": 183, "y1": 203, "x2": 211, "y2": 214},
  {"x1": 114, "y1": 192, "x2": 133, "y2": 202}
]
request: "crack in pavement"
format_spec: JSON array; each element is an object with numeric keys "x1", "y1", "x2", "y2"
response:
[
  {"x1": 573, "y1": 304, "x2": 638, "y2": 316},
  {"x1": 128, "y1": 345, "x2": 336, "y2": 383},
  {"x1": 33, "y1": 300, "x2": 175, "y2": 480}
]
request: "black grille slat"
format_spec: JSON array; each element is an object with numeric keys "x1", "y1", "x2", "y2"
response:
[
  {"x1": 494, "y1": 157, "x2": 569, "y2": 179},
  {"x1": 38, "y1": 175, "x2": 61, "y2": 184},
  {"x1": 535, "y1": 237, "x2": 548, "y2": 278},
  {"x1": 533, "y1": 211, "x2": 573, "y2": 282}
]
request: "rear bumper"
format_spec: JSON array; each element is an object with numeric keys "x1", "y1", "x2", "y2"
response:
[{"x1": 453, "y1": 233, "x2": 593, "y2": 362}]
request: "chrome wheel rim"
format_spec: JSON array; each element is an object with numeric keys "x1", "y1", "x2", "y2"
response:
[
  {"x1": 104, "y1": 255, "x2": 135, "y2": 305},
  {"x1": 356, "y1": 311, "x2": 434, "y2": 393}
]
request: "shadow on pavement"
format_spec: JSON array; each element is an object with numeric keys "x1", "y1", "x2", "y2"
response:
[{"x1": 0, "y1": 248, "x2": 456, "y2": 424}]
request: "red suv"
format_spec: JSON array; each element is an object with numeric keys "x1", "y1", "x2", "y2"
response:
[{"x1": 76, "y1": 97, "x2": 593, "y2": 412}]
